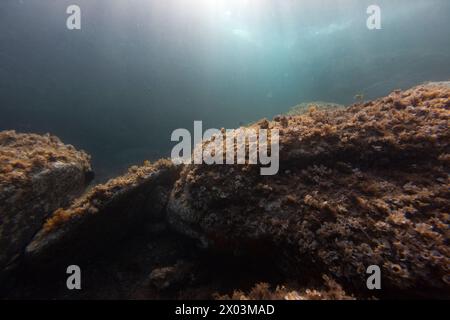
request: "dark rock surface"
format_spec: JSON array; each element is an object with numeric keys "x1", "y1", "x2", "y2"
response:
[
  {"x1": 0, "y1": 131, "x2": 92, "y2": 278},
  {"x1": 167, "y1": 83, "x2": 450, "y2": 297},
  {"x1": 25, "y1": 159, "x2": 180, "y2": 267}
]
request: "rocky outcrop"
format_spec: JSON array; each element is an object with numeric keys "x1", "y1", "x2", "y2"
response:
[
  {"x1": 167, "y1": 83, "x2": 450, "y2": 297},
  {"x1": 0, "y1": 131, "x2": 92, "y2": 276},
  {"x1": 145, "y1": 260, "x2": 195, "y2": 290},
  {"x1": 25, "y1": 159, "x2": 180, "y2": 266},
  {"x1": 1, "y1": 82, "x2": 449, "y2": 300}
]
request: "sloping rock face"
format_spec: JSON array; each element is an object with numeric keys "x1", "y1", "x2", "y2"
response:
[
  {"x1": 168, "y1": 83, "x2": 450, "y2": 297},
  {"x1": 25, "y1": 159, "x2": 180, "y2": 267},
  {"x1": 0, "y1": 131, "x2": 92, "y2": 276}
]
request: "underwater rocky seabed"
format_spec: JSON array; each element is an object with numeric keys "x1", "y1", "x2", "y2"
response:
[{"x1": 0, "y1": 82, "x2": 449, "y2": 300}]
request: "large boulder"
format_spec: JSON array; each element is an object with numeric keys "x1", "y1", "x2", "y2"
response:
[
  {"x1": 25, "y1": 159, "x2": 180, "y2": 266},
  {"x1": 167, "y1": 83, "x2": 450, "y2": 297},
  {"x1": 0, "y1": 131, "x2": 92, "y2": 276}
]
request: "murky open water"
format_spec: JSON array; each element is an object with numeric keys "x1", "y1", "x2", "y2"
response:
[{"x1": 1, "y1": 0, "x2": 449, "y2": 180}]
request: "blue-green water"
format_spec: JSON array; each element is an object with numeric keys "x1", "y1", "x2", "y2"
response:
[{"x1": 1, "y1": 0, "x2": 449, "y2": 179}]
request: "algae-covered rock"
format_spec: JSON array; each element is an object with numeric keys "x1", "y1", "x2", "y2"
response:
[
  {"x1": 215, "y1": 276, "x2": 355, "y2": 300},
  {"x1": 2, "y1": 82, "x2": 449, "y2": 300},
  {"x1": 25, "y1": 159, "x2": 180, "y2": 266},
  {"x1": 0, "y1": 131, "x2": 92, "y2": 275},
  {"x1": 167, "y1": 83, "x2": 450, "y2": 297},
  {"x1": 286, "y1": 101, "x2": 345, "y2": 116}
]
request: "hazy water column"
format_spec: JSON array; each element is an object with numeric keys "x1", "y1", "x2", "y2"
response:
[{"x1": 0, "y1": 0, "x2": 449, "y2": 180}]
